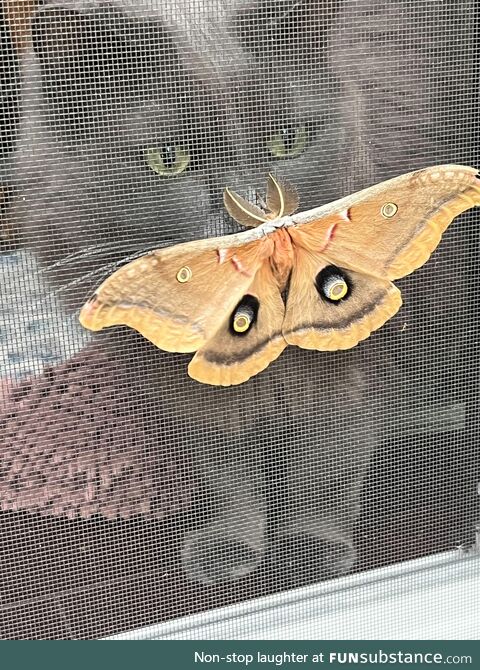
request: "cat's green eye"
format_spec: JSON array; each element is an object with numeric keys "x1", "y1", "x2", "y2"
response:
[
  {"x1": 267, "y1": 125, "x2": 308, "y2": 159},
  {"x1": 146, "y1": 145, "x2": 190, "y2": 177}
]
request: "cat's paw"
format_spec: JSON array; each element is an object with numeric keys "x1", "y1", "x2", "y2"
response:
[
  {"x1": 271, "y1": 534, "x2": 356, "y2": 583},
  {"x1": 181, "y1": 527, "x2": 265, "y2": 584}
]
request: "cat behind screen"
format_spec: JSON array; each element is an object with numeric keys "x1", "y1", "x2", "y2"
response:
[{"x1": 10, "y1": 0, "x2": 476, "y2": 585}]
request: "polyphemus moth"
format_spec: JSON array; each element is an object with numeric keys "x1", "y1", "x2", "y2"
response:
[{"x1": 79, "y1": 165, "x2": 480, "y2": 386}]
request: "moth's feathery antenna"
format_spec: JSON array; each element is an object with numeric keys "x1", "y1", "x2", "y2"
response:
[
  {"x1": 224, "y1": 174, "x2": 299, "y2": 228},
  {"x1": 267, "y1": 173, "x2": 286, "y2": 218},
  {"x1": 265, "y1": 173, "x2": 299, "y2": 217},
  {"x1": 223, "y1": 186, "x2": 269, "y2": 228}
]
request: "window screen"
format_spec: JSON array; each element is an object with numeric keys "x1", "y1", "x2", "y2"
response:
[{"x1": 0, "y1": 0, "x2": 478, "y2": 640}]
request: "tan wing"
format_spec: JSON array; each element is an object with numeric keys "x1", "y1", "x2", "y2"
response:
[
  {"x1": 283, "y1": 247, "x2": 402, "y2": 350},
  {"x1": 188, "y1": 262, "x2": 287, "y2": 386},
  {"x1": 79, "y1": 236, "x2": 273, "y2": 353},
  {"x1": 289, "y1": 165, "x2": 480, "y2": 280}
]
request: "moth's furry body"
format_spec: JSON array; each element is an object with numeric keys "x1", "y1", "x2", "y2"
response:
[
  {"x1": 259, "y1": 217, "x2": 294, "y2": 234},
  {"x1": 10, "y1": 0, "x2": 477, "y2": 585}
]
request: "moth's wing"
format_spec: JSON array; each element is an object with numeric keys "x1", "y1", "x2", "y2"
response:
[
  {"x1": 289, "y1": 165, "x2": 480, "y2": 280},
  {"x1": 285, "y1": 165, "x2": 479, "y2": 350},
  {"x1": 79, "y1": 234, "x2": 273, "y2": 353},
  {"x1": 188, "y1": 262, "x2": 287, "y2": 386},
  {"x1": 283, "y1": 248, "x2": 402, "y2": 350}
]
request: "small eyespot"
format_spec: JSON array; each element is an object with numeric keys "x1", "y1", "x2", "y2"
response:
[
  {"x1": 315, "y1": 266, "x2": 351, "y2": 304},
  {"x1": 381, "y1": 202, "x2": 398, "y2": 218},
  {"x1": 176, "y1": 266, "x2": 192, "y2": 283},
  {"x1": 230, "y1": 295, "x2": 259, "y2": 336}
]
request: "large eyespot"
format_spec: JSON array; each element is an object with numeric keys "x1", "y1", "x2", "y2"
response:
[
  {"x1": 315, "y1": 266, "x2": 352, "y2": 304},
  {"x1": 230, "y1": 295, "x2": 259, "y2": 336},
  {"x1": 267, "y1": 125, "x2": 307, "y2": 159},
  {"x1": 146, "y1": 145, "x2": 190, "y2": 177}
]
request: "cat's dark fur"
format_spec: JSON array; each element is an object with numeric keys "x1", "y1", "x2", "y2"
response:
[
  {"x1": 10, "y1": 0, "x2": 477, "y2": 584},
  {"x1": 0, "y1": 12, "x2": 19, "y2": 160},
  {"x1": 1, "y1": 2, "x2": 21, "y2": 240}
]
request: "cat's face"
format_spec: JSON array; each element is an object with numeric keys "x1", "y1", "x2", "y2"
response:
[{"x1": 15, "y1": 0, "x2": 345, "y2": 308}]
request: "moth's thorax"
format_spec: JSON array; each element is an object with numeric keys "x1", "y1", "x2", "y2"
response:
[
  {"x1": 258, "y1": 215, "x2": 295, "y2": 235},
  {"x1": 269, "y1": 227, "x2": 294, "y2": 290}
]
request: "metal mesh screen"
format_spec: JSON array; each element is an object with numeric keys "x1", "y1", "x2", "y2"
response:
[{"x1": 0, "y1": 0, "x2": 478, "y2": 640}]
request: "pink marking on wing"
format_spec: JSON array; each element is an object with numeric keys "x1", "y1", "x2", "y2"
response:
[
  {"x1": 319, "y1": 223, "x2": 338, "y2": 252},
  {"x1": 217, "y1": 248, "x2": 228, "y2": 264},
  {"x1": 231, "y1": 254, "x2": 253, "y2": 277}
]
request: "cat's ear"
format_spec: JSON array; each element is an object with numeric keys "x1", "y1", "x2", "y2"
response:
[
  {"x1": 31, "y1": 4, "x2": 179, "y2": 135},
  {"x1": 233, "y1": 0, "x2": 336, "y2": 66},
  {"x1": 31, "y1": 6, "x2": 98, "y2": 62},
  {"x1": 31, "y1": 5, "x2": 176, "y2": 67},
  {"x1": 79, "y1": 232, "x2": 273, "y2": 356}
]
